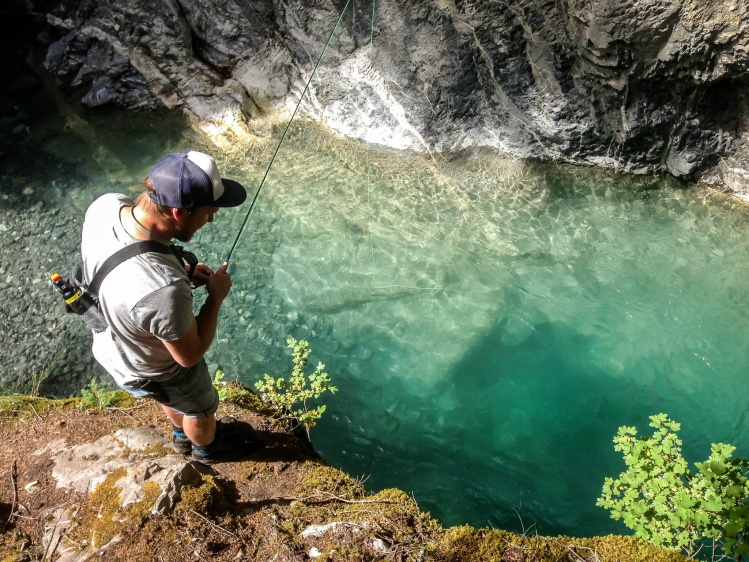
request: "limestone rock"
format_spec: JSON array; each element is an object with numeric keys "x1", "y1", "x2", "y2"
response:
[
  {"x1": 24, "y1": 0, "x2": 749, "y2": 180},
  {"x1": 35, "y1": 427, "x2": 212, "y2": 515},
  {"x1": 718, "y1": 142, "x2": 749, "y2": 201}
]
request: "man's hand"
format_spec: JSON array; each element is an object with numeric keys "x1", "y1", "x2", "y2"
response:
[
  {"x1": 189, "y1": 263, "x2": 213, "y2": 287},
  {"x1": 163, "y1": 262, "x2": 233, "y2": 368},
  {"x1": 205, "y1": 262, "x2": 232, "y2": 302}
]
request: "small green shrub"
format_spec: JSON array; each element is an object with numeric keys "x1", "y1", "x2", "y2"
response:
[
  {"x1": 212, "y1": 370, "x2": 228, "y2": 402},
  {"x1": 598, "y1": 413, "x2": 749, "y2": 559},
  {"x1": 80, "y1": 378, "x2": 120, "y2": 410},
  {"x1": 255, "y1": 338, "x2": 337, "y2": 432}
]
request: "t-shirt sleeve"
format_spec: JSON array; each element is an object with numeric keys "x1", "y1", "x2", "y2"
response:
[{"x1": 130, "y1": 281, "x2": 194, "y2": 341}]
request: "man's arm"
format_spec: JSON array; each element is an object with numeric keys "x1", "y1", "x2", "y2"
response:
[{"x1": 163, "y1": 263, "x2": 232, "y2": 367}]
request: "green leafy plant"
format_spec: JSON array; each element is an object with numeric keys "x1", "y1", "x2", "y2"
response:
[
  {"x1": 26, "y1": 344, "x2": 71, "y2": 396},
  {"x1": 598, "y1": 413, "x2": 749, "y2": 559},
  {"x1": 27, "y1": 364, "x2": 49, "y2": 398},
  {"x1": 80, "y1": 378, "x2": 119, "y2": 410},
  {"x1": 255, "y1": 338, "x2": 337, "y2": 433},
  {"x1": 212, "y1": 370, "x2": 228, "y2": 402}
]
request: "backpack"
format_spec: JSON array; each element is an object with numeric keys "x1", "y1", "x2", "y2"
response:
[{"x1": 64, "y1": 241, "x2": 178, "y2": 332}]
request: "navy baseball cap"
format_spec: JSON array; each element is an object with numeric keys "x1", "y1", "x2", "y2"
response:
[{"x1": 147, "y1": 151, "x2": 247, "y2": 209}]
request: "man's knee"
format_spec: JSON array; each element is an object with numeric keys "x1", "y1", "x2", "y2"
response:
[
  {"x1": 189, "y1": 415, "x2": 216, "y2": 428},
  {"x1": 182, "y1": 415, "x2": 216, "y2": 447}
]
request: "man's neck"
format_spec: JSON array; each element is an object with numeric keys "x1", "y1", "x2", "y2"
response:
[{"x1": 124, "y1": 205, "x2": 173, "y2": 245}]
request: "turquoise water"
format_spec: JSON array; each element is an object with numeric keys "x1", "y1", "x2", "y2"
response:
[
  {"x1": 22, "y1": 109, "x2": 749, "y2": 537},
  {"x1": 201, "y1": 123, "x2": 749, "y2": 536}
]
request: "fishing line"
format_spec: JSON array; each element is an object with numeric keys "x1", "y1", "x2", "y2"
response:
[
  {"x1": 366, "y1": 0, "x2": 376, "y2": 287},
  {"x1": 213, "y1": 0, "x2": 353, "y2": 378},
  {"x1": 362, "y1": 0, "x2": 462, "y2": 296},
  {"x1": 225, "y1": 0, "x2": 354, "y2": 264}
]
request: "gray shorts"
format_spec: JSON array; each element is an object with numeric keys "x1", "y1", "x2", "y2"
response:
[{"x1": 118, "y1": 360, "x2": 219, "y2": 418}]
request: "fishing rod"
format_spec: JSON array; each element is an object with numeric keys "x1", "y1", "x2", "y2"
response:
[{"x1": 225, "y1": 0, "x2": 354, "y2": 264}]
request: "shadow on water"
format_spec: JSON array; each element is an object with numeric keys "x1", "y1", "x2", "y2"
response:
[
  {"x1": 439, "y1": 317, "x2": 636, "y2": 535},
  {"x1": 310, "y1": 310, "x2": 655, "y2": 536}
]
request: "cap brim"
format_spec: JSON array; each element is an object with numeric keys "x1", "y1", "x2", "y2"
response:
[{"x1": 214, "y1": 178, "x2": 248, "y2": 207}]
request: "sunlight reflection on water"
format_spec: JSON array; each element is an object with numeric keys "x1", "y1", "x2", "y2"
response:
[
  {"x1": 35, "y1": 111, "x2": 749, "y2": 537},
  {"x1": 194, "y1": 122, "x2": 749, "y2": 535}
]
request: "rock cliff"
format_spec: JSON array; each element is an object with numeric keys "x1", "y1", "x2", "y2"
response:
[
  {"x1": 20, "y1": 0, "x2": 749, "y2": 192},
  {"x1": 0, "y1": 391, "x2": 692, "y2": 561}
]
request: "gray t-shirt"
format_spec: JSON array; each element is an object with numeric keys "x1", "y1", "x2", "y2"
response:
[{"x1": 81, "y1": 193, "x2": 200, "y2": 387}]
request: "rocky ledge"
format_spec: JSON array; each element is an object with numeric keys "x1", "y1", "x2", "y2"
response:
[
  {"x1": 10, "y1": 0, "x2": 749, "y2": 199},
  {"x1": 0, "y1": 386, "x2": 690, "y2": 561}
]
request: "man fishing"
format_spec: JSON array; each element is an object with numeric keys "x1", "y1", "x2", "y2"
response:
[{"x1": 80, "y1": 150, "x2": 253, "y2": 464}]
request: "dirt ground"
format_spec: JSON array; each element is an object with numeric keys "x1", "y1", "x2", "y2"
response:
[
  {"x1": 0, "y1": 390, "x2": 691, "y2": 562},
  {"x1": 0, "y1": 389, "x2": 448, "y2": 561}
]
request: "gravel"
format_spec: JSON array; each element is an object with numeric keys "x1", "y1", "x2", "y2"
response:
[{"x1": 0, "y1": 154, "x2": 108, "y2": 397}]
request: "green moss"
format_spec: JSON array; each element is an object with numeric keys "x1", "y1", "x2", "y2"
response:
[
  {"x1": 236, "y1": 461, "x2": 265, "y2": 481},
  {"x1": 140, "y1": 442, "x2": 176, "y2": 458},
  {"x1": 370, "y1": 487, "x2": 412, "y2": 504},
  {"x1": 295, "y1": 462, "x2": 366, "y2": 499},
  {"x1": 130, "y1": 481, "x2": 162, "y2": 520},
  {"x1": 0, "y1": 395, "x2": 79, "y2": 422},
  {"x1": 476, "y1": 531, "x2": 565, "y2": 560},
  {"x1": 177, "y1": 475, "x2": 229, "y2": 515},
  {"x1": 433, "y1": 527, "x2": 692, "y2": 562},
  {"x1": 78, "y1": 467, "x2": 128, "y2": 549},
  {"x1": 0, "y1": 393, "x2": 137, "y2": 424},
  {"x1": 106, "y1": 391, "x2": 137, "y2": 409},
  {"x1": 590, "y1": 535, "x2": 692, "y2": 562},
  {"x1": 73, "y1": 467, "x2": 163, "y2": 552},
  {"x1": 223, "y1": 382, "x2": 266, "y2": 410}
]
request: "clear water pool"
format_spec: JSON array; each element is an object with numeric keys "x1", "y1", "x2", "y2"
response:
[
  {"x1": 22, "y1": 106, "x2": 749, "y2": 537},
  {"x1": 203, "y1": 122, "x2": 749, "y2": 536}
]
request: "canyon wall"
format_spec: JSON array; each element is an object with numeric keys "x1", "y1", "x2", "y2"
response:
[{"x1": 25, "y1": 0, "x2": 749, "y2": 191}]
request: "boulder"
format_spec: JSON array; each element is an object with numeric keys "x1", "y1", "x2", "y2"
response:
[{"x1": 35, "y1": 427, "x2": 212, "y2": 515}]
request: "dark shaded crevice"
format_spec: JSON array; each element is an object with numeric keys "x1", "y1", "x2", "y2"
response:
[{"x1": 190, "y1": 30, "x2": 235, "y2": 81}]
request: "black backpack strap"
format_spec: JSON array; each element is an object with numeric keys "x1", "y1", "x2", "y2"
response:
[{"x1": 88, "y1": 241, "x2": 175, "y2": 296}]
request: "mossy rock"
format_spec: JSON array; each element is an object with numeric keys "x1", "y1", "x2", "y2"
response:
[
  {"x1": 294, "y1": 462, "x2": 366, "y2": 499},
  {"x1": 69, "y1": 467, "x2": 163, "y2": 552},
  {"x1": 177, "y1": 475, "x2": 231, "y2": 516},
  {"x1": 434, "y1": 526, "x2": 692, "y2": 561}
]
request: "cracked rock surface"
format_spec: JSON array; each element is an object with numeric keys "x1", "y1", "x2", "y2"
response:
[{"x1": 16, "y1": 0, "x2": 749, "y2": 186}]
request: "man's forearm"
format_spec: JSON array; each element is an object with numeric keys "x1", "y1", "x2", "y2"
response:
[{"x1": 194, "y1": 294, "x2": 224, "y2": 355}]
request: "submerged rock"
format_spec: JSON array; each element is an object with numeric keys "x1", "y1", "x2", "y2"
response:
[{"x1": 20, "y1": 0, "x2": 749, "y2": 184}]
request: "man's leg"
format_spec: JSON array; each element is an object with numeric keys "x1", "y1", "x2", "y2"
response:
[
  {"x1": 158, "y1": 396, "x2": 257, "y2": 465},
  {"x1": 160, "y1": 404, "x2": 216, "y2": 447},
  {"x1": 159, "y1": 403, "x2": 183, "y2": 429}
]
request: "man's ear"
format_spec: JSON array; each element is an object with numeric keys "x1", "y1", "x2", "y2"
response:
[{"x1": 171, "y1": 207, "x2": 189, "y2": 221}]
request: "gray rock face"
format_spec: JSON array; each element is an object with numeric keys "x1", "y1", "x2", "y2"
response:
[
  {"x1": 36, "y1": 428, "x2": 214, "y2": 561},
  {"x1": 35, "y1": 427, "x2": 212, "y2": 514},
  {"x1": 29, "y1": 0, "x2": 749, "y2": 179}
]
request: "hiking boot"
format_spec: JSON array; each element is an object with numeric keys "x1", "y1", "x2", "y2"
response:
[
  {"x1": 172, "y1": 433, "x2": 192, "y2": 455},
  {"x1": 216, "y1": 416, "x2": 247, "y2": 433},
  {"x1": 191, "y1": 430, "x2": 258, "y2": 465},
  {"x1": 171, "y1": 417, "x2": 251, "y2": 456}
]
